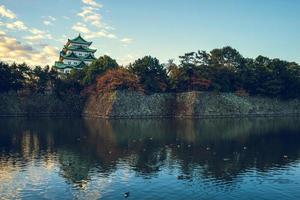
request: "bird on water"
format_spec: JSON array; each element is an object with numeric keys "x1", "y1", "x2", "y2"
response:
[{"x1": 124, "y1": 192, "x2": 130, "y2": 198}]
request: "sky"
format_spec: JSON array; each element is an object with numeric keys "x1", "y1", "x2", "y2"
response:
[{"x1": 0, "y1": 0, "x2": 300, "y2": 66}]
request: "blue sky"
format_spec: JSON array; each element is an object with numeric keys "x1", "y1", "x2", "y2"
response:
[{"x1": 0, "y1": 0, "x2": 299, "y2": 66}]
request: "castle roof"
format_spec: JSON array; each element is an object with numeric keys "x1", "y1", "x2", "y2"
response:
[
  {"x1": 54, "y1": 61, "x2": 87, "y2": 69},
  {"x1": 60, "y1": 51, "x2": 96, "y2": 61},
  {"x1": 61, "y1": 52, "x2": 80, "y2": 60},
  {"x1": 74, "y1": 61, "x2": 87, "y2": 68},
  {"x1": 84, "y1": 53, "x2": 96, "y2": 60},
  {"x1": 64, "y1": 45, "x2": 96, "y2": 53},
  {"x1": 54, "y1": 61, "x2": 69, "y2": 69},
  {"x1": 68, "y1": 34, "x2": 92, "y2": 45}
]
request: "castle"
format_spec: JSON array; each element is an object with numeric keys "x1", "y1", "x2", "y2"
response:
[{"x1": 53, "y1": 34, "x2": 97, "y2": 73}]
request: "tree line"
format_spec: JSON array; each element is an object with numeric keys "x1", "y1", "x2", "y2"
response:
[{"x1": 1, "y1": 46, "x2": 300, "y2": 99}]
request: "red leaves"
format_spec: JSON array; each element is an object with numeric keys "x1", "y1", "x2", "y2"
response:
[
  {"x1": 191, "y1": 76, "x2": 212, "y2": 90},
  {"x1": 235, "y1": 88, "x2": 249, "y2": 97},
  {"x1": 96, "y1": 68, "x2": 144, "y2": 93}
]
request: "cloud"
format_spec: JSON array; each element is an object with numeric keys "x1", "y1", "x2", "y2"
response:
[
  {"x1": 42, "y1": 15, "x2": 56, "y2": 21},
  {"x1": 75, "y1": 5, "x2": 119, "y2": 40},
  {"x1": 42, "y1": 16, "x2": 56, "y2": 26},
  {"x1": 107, "y1": 33, "x2": 116, "y2": 39},
  {"x1": 23, "y1": 27, "x2": 53, "y2": 43},
  {"x1": 48, "y1": 16, "x2": 56, "y2": 21},
  {"x1": 0, "y1": 5, "x2": 16, "y2": 19},
  {"x1": 72, "y1": 0, "x2": 132, "y2": 45},
  {"x1": 29, "y1": 28, "x2": 44, "y2": 35},
  {"x1": 0, "y1": 6, "x2": 58, "y2": 66},
  {"x1": 75, "y1": 3, "x2": 131, "y2": 43},
  {"x1": 78, "y1": 6, "x2": 103, "y2": 28},
  {"x1": 30, "y1": 45, "x2": 58, "y2": 66},
  {"x1": 24, "y1": 30, "x2": 53, "y2": 43},
  {"x1": 0, "y1": 5, "x2": 27, "y2": 31},
  {"x1": 82, "y1": 0, "x2": 102, "y2": 8},
  {"x1": 72, "y1": 22, "x2": 91, "y2": 34},
  {"x1": 5, "y1": 20, "x2": 27, "y2": 30},
  {"x1": 0, "y1": 32, "x2": 58, "y2": 66},
  {"x1": 120, "y1": 38, "x2": 133, "y2": 44},
  {"x1": 24, "y1": 33, "x2": 52, "y2": 42},
  {"x1": 43, "y1": 20, "x2": 53, "y2": 26},
  {"x1": 72, "y1": 22, "x2": 116, "y2": 39}
]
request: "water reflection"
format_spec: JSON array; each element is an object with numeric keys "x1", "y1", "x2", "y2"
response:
[{"x1": 1, "y1": 117, "x2": 300, "y2": 199}]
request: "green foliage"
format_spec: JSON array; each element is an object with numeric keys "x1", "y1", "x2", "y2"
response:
[
  {"x1": 174, "y1": 47, "x2": 300, "y2": 98},
  {"x1": 83, "y1": 55, "x2": 118, "y2": 85},
  {"x1": 1, "y1": 46, "x2": 300, "y2": 99},
  {"x1": 0, "y1": 62, "x2": 28, "y2": 92},
  {"x1": 0, "y1": 62, "x2": 65, "y2": 94},
  {"x1": 54, "y1": 69, "x2": 85, "y2": 95},
  {"x1": 0, "y1": 62, "x2": 64, "y2": 95},
  {"x1": 175, "y1": 47, "x2": 244, "y2": 92},
  {"x1": 129, "y1": 56, "x2": 169, "y2": 93},
  {"x1": 167, "y1": 57, "x2": 211, "y2": 92},
  {"x1": 31, "y1": 66, "x2": 60, "y2": 94}
]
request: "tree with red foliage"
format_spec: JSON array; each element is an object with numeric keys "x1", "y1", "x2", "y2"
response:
[
  {"x1": 96, "y1": 68, "x2": 144, "y2": 93},
  {"x1": 191, "y1": 76, "x2": 212, "y2": 91}
]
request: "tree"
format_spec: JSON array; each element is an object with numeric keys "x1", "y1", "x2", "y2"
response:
[
  {"x1": 0, "y1": 62, "x2": 14, "y2": 93},
  {"x1": 282, "y1": 62, "x2": 300, "y2": 98},
  {"x1": 166, "y1": 60, "x2": 181, "y2": 91},
  {"x1": 96, "y1": 68, "x2": 143, "y2": 93},
  {"x1": 0, "y1": 62, "x2": 29, "y2": 93},
  {"x1": 129, "y1": 56, "x2": 169, "y2": 93},
  {"x1": 176, "y1": 51, "x2": 213, "y2": 92},
  {"x1": 208, "y1": 47, "x2": 245, "y2": 92},
  {"x1": 1, "y1": 46, "x2": 300, "y2": 99},
  {"x1": 83, "y1": 55, "x2": 118, "y2": 85},
  {"x1": 176, "y1": 47, "x2": 248, "y2": 93},
  {"x1": 31, "y1": 66, "x2": 50, "y2": 93}
]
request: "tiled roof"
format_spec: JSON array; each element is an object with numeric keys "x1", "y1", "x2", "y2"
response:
[{"x1": 68, "y1": 34, "x2": 92, "y2": 45}]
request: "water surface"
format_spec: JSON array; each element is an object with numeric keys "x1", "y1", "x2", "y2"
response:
[{"x1": 1, "y1": 117, "x2": 300, "y2": 199}]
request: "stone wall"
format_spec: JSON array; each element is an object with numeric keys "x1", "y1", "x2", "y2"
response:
[
  {"x1": 1, "y1": 91, "x2": 299, "y2": 118},
  {"x1": 83, "y1": 92, "x2": 175, "y2": 118},
  {"x1": 0, "y1": 93, "x2": 85, "y2": 116},
  {"x1": 82, "y1": 91, "x2": 300, "y2": 118}
]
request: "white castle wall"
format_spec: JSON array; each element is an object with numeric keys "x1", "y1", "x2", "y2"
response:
[
  {"x1": 69, "y1": 43, "x2": 89, "y2": 48},
  {"x1": 63, "y1": 59, "x2": 80, "y2": 65},
  {"x1": 84, "y1": 61, "x2": 92, "y2": 65},
  {"x1": 63, "y1": 59, "x2": 92, "y2": 66},
  {"x1": 66, "y1": 50, "x2": 90, "y2": 57}
]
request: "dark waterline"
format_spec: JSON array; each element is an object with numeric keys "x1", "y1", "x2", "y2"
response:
[{"x1": 0, "y1": 117, "x2": 300, "y2": 199}]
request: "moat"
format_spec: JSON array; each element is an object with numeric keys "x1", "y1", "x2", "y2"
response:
[{"x1": 1, "y1": 117, "x2": 300, "y2": 199}]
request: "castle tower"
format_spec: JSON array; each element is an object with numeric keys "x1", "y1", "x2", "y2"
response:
[{"x1": 53, "y1": 34, "x2": 97, "y2": 73}]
